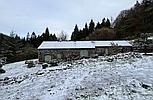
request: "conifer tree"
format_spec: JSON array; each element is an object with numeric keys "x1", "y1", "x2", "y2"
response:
[
  {"x1": 52, "y1": 34, "x2": 57, "y2": 41},
  {"x1": 42, "y1": 27, "x2": 50, "y2": 41},
  {"x1": 49, "y1": 34, "x2": 53, "y2": 41},
  {"x1": 45, "y1": 27, "x2": 50, "y2": 40},
  {"x1": 89, "y1": 19, "x2": 95, "y2": 34},
  {"x1": 15, "y1": 34, "x2": 20, "y2": 40},
  {"x1": 78, "y1": 30, "x2": 83, "y2": 40},
  {"x1": 134, "y1": 1, "x2": 140, "y2": 7},
  {"x1": 30, "y1": 32, "x2": 37, "y2": 47},
  {"x1": 31, "y1": 32, "x2": 36, "y2": 39},
  {"x1": 105, "y1": 18, "x2": 111, "y2": 28},
  {"x1": 95, "y1": 22, "x2": 101, "y2": 29},
  {"x1": 71, "y1": 24, "x2": 79, "y2": 41},
  {"x1": 84, "y1": 23, "x2": 89, "y2": 37},
  {"x1": 26, "y1": 32, "x2": 30, "y2": 41},
  {"x1": 101, "y1": 18, "x2": 106, "y2": 27}
]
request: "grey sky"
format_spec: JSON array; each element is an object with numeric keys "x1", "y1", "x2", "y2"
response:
[{"x1": 0, "y1": 0, "x2": 141, "y2": 37}]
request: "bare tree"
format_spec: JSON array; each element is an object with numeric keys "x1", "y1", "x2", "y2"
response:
[
  {"x1": 10, "y1": 30, "x2": 15, "y2": 38},
  {"x1": 58, "y1": 30, "x2": 67, "y2": 41}
]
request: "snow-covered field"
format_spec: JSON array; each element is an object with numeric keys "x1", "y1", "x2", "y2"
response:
[{"x1": 1, "y1": 53, "x2": 153, "y2": 100}]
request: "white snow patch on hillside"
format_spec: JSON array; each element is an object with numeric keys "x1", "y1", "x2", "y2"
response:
[{"x1": 0, "y1": 53, "x2": 153, "y2": 100}]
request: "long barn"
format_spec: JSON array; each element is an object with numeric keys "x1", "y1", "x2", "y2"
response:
[{"x1": 38, "y1": 41, "x2": 132, "y2": 62}]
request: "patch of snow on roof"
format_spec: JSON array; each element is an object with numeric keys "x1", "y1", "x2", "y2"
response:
[
  {"x1": 95, "y1": 41, "x2": 132, "y2": 47},
  {"x1": 38, "y1": 41, "x2": 132, "y2": 49},
  {"x1": 38, "y1": 41, "x2": 95, "y2": 49}
]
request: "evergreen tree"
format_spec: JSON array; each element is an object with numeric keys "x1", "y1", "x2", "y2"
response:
[
  {"x1": 142, "y1": 0, "x2": 152, "y2": 4},
  {"x1": 31, "y1": 32, "x2": 36, "y2": 39},
  {"x1": 48, "y1": 34, "x2": 53, "y2": 41},
  {"x1": 45, "y1": 27, "x2": 50, "y2": 40},
  {"x1": 84, "y1": 23, "x2": 89, "y2": 37},
  {"x1": 21, "y1": 37, "x2": 26, "y2": 44},
  {"x1": 82, "y1": 28, "x2": 86, "y2": 38},
  {"x1": 89, "y1": 19, "x2": 95, "y2": 34},
  {"x1": 35, "y1": 35, "x2": 43, "y2": 47},
  {"x1": 78, "y1": 30, "x2": 83, "y2": 40},
  {"x1": 42, "y1": 27, "x2": 50, "y2": 41},
  {"x1": 15, "y1": 34, "x2": 20, "y2": 40},
  {"x1": 71, "y1": 24, "x2": 79, "y2": 41},
  {"x1": 105, "y1": 18, "x2": 111, "y2": 28},
  {"x1": 101, "y1": 18, "x2": 106, "y2": 27},
  {"x1": 134, "y1": 1, "x2": 140, "y2": 7},
  {"x1": 95, "y1": 22, "x2": 101, "y2": 29},
  {"x1": 30, "y1": 32, "x2": 37, "y2": 47},
  {"x1": 52, "y1": 34, "x2": 57, "y2": 41},
  {"x1": 0, "y1": 33, "x2": 4, "y2": 40},
  {"x1": 26, "y1": 32, "x2": 30, "y2": 42}
]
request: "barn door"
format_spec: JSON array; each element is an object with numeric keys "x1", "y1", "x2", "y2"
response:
[
  {"x1": 45, "y1": 55, "x2": 51, "y2": 63},
  {"x1": 80, "y1": 50, "x2": 89, "y2": 57},
  {"x1": 105, "y1": 48, "x2": 108, "y2": 55},
  {"x1": 57, "y1": 54, "x2": 62, "y2": 59}
]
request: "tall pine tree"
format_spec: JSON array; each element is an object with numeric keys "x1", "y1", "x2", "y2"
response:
[
  {"x1": 89, "y1": 19, "x2": 95, "y2": 34},
  {"x1": 95, "y1": 22, "x2": 101, "y2": 29},
  {"x1": 105, "y1": 18, "x2": 111, "y2": 28},
  {"x1": 71, "y1": 24, "x2": 79, "y2": 41},
  {"x1": 42, "y1": 27, "x2": 50, "y2": 41},
  {"x1": 101, "y1": 18, "x2": 106, "y2": 27},
  {"x1": 84, "y1": 23, "x2": 89, "y2": 38}
]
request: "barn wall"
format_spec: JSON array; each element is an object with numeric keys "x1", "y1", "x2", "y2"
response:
[
  {"x1": 95, "y1": 46, "x2": 132, "y2": 56},
  {"x1": 38, "y1": 46, "x2": 132, "y2": 62},
  {"x1": 38, "y1": 49, "x2": 95, "y2": 62}
]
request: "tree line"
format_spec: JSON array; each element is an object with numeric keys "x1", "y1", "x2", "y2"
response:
[
  {"x1": 6, "y1": 0, "x2": 153, "y2": 43},
  {"x1": 71, "y1": 18, "x2": 111, "y2": 41},
  {"x1": 10, "y1": 27, "x2": 60, "y2": 48},
  {"x1": 71, "y1": 0, "x2": 153, "y2": 40},
  {"x1": 114, "y1": 0, "x2": 153, "y2": 39}
]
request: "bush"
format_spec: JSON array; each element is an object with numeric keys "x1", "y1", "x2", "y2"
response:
[
  {"x1": 27, "y1": 61, "x2": 35, "y2": 68},
  {"x1": 0, "y1": 68, "x2": 6, "y2": 74},
  {"x1": 0, "y1": 63, "x2": 2, "y2": 68},
  {"x1": 42, "y1": 63, "x2": 48, "y2": 69},
  {"x1": 49, "y1": 62, "x2": 58, "y2": 67}
]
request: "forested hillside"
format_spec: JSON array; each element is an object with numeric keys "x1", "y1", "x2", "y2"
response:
[
  {"x1": 0, "y1": 28, "x2": 58, "y2": 63},
  {"x1": 114, "y1": 0, "x2": 153, "y2": 39},
  {"x1": 71, "y1": 0, "x2": 153, "y2": 40}
]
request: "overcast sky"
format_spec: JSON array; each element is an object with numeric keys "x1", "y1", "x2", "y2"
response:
[{"x1": 0, "y1": 0, "x2": 141, "y2": 37}]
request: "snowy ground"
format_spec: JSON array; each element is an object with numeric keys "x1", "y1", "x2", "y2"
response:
[{"x1": 0, "y1": 53, "x2": 153, "y2": 100}]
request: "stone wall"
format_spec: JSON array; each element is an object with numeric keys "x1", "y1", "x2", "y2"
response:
[
  {"x1": 95, "y1": 46, "x2": 132, "y2": 56},
  {"x1": 38, "y1": 49, "x2": 95, "y2": 62},
  {"x1": 38, "y1": 46, "x2": 132, "y2": 62}
]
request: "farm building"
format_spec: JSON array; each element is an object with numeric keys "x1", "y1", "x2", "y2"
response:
[{"x1": 38, "y1": 41, "x2": 132, "y2": 62}]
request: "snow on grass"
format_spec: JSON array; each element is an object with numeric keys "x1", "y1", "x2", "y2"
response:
[{"x1": 0, "y1": 53, "x2": 153, "y2": 100}]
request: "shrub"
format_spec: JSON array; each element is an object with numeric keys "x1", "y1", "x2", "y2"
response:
[
  {"x1": 42, "y1": 63, "x2": 48, "y2": 69},
  {"x1": 27, "y1": 61, "x2": 35, "y2": 68},
  {"x1": 0, "y1": 68, "x2": 6, "y2": 74}
]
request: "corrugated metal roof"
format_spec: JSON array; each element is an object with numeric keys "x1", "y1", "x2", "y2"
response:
[
  {"x1": 38, "y1": 41, "x2": 132, "y2": 49},
  {"x1": 38, "y1": 41, "x2": 95, "y2": 49},
  {"x1": 95, "y1": 41, "x2": 132, "y2": 47}
]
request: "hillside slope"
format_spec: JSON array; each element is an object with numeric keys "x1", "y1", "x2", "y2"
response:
[
  {"x1": 1, "y1": 53, "x2": 153, "y2": 100},
  {"x1": 114, "y1": 0, "x2": 153, "y2": 39},
  {"x1": 0, "y1": 33, "x2": 37, "y2": 63}
]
